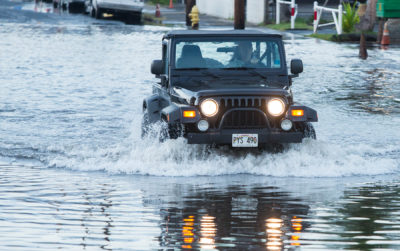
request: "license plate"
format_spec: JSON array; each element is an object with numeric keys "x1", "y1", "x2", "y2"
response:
[{"x1": 232, "y1": 134, "x2": 258, "y2": 147}]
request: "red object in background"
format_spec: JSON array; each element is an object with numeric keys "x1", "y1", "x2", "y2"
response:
[
  {"x1": 291, "y1": 7, "x2": 295, "y2": 16},
  {"x1": 381, "y1": 23, "x2": 390, "y2": 46},
  {"x1": 169, "y1": 0, "x2": 173, "y2": 9},
  {"x1": 313, "y1": 11, "x2": 317, "y2": 20},
  {"x1": 155, "y1": 4, "x2": 161, "y2": 17}
]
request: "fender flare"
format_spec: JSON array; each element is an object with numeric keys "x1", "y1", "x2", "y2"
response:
[
  {"x1": 143, "y1": 94, "x2": 167, "y2": 123},
  {"x1": 287, "y1": 105, "x2": 318, "y2": 122},
  {"x1": 160, "y1": 104, "x2": 202, "y2": 124},
  {"x1": 160, "y1": 104, "x2": 181, "y2": 123}
]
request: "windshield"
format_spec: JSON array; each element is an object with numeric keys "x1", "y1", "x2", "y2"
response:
[{"x1": 174, "y1": 38, "x2": 282, "y2": 70}]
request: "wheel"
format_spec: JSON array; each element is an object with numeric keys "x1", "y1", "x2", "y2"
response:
[
  {"x1": 68, "y1": 2, "x2": 85, "y2": 13},
  {"x1": 302, "y1": 122, "x2": 316, "y2": 140},
  {"x1": 61, "y1": 2, "x2": 68, "y2": 10},
  {"x1": 89, "y1": 1, "x2": 94, "y2": 17},
  {"x1": 159, "y1": 122, "x2": 181, "y2": 142},
  {"x1": 141, "y1": 112, "x2": 151, "y2": 138},
  {"x1": 159, "y1": 122, "x2": 169, "y2": 142},
  {"x1": 125, "y1": 13, "x2": 142, "y2": 25},
  {"x1": 94, "y1": 7, "x2": 103, "y2": 19},
  {"x1": 84, "y1": 1, "x2": 90, "y2": 14}
]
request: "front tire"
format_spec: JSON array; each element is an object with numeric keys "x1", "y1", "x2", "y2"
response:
[
  {"x1": 90, "y1": 6, "x2": 95, "y2": 17},
  {"x1": 125, "y1": 12, "x2": 142, "y2": 25},
  {"x1": 302, "y1": 122, "x2": 316, "y2": 140},
  {"x1": 94, "y1": 7, "x2": 103, "y2": 19},
  {"x1": 159, "y1": 122, "x2": 181, "y2": 142},
  {"x1": 141, "y1": 112, "x2": 150, "y2": 138},
  {"x1": 61, "y1": 1, "x2": 68, "y2": 10}
]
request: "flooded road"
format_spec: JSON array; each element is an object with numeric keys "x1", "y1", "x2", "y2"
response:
[
  {"x1": 3, "y1": 166, "x2": 400, "y2": 250},
  {"x1": 1, "y1": 0, "x2": 400, "y2": 249}
]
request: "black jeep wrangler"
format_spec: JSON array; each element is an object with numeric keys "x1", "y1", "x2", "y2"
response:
[{"x1": 142, "y1": 30, "x2": 317, "y2": 148}]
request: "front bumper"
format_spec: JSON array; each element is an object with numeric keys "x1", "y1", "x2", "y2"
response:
[
  {"x1": 186, "y1": 129, "x2": 303, "y2": 145},
  {"x1": 97, "y1": 2, "x2": 143, "y2": 12}
]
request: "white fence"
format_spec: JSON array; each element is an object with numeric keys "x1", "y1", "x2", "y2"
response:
[
  {"x1": 276, "y1": 0, "x2": 297, "y2": 29},
  {"x1": 313, "y1": 1, "x2": 343, "y2": 35},
  {"x1": 196, "y1": 0, "x2": 266, "y2": 24},
  {"x1": 196, "y1": 0, "x2": 234, "y2": 20},
  {"x1": 246, "y1": 0, "x2": 266, "y2": 24}
]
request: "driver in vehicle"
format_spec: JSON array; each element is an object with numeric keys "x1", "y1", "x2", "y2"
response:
[{"x1": 227, "y1": 41, "x2": 263, "y2": 68}]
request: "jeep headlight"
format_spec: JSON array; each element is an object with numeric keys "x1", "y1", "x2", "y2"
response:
[
  {"x1": 200, "y1": 98, "x2": 218, "y2": 117},
  {"x1": 267, "y1": 98, "x2": 285, "y2": 116}
]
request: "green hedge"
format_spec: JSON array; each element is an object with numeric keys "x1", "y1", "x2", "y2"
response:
[{"x1": 150, "y1": 0, "x2": 176, "y2": 5}]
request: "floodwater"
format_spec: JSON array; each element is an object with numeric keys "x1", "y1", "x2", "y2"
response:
[{"x1": 1, "y1": 0, "x2": 400, "y2": 250}]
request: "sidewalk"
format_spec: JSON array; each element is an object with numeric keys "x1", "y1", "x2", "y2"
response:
[
  {"x1": 143, "y1": 2, "x2": 339, "y2": 34},
  {"x1": 143, "y1": 3, "x2": 234, "y2": 27}
]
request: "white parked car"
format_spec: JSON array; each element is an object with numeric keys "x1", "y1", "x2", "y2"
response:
[{"x1": 88, "y1": 0, "x2": 144, "y2": 24}]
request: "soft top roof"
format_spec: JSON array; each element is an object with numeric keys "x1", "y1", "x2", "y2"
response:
[{"x1": 163, "y1": 29, "x2": 283, "y2": 39}]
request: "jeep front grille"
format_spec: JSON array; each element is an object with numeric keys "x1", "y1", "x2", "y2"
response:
[
  {"x1": 219, "y1": 108, "x2": 269, "y2": 129},
  {"x1": 219, "y1": 97, "x2": 266, "y2": 108}
]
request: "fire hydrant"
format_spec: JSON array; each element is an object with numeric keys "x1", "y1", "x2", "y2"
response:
[
  {"x1": 155, "y1": 4, "x2": 161, "y2": 18},
  {"x1": 188, "y1": 5, "x2": 199, "y2": 29}
]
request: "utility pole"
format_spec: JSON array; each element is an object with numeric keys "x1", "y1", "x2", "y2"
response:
[
  {"x1": 234, "y1": 0, "x2": 245, "y2": 29},
  {"x1": 263, "y1": 0, "x2": 270, "y2": 24},
  {"x1": 185, "y1": 0, "x2": 196, "y2": 27}
]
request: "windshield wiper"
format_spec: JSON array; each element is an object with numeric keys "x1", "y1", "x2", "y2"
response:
[
  {"x1": 175, "y1": 68, "x2": 220, "y2": 79},
  {"x1": 249, "y1": 70, "x2": 268, "y2": 80},
  {"x1": 175, "y1": 78, "x2": 212, "y2": 88},
  {"x1": 175, "y1": 67, "x2": 207, "y2": 71},
  {"x1": 223, "y1": 67, "x2": 268, "y2": 80}
]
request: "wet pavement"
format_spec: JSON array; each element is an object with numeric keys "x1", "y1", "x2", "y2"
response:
[{"x1": 1, "y1": 0, "x2": 400, "y2": 250}]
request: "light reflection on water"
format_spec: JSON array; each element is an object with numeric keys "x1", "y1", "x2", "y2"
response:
[
  {"x1": 266, "y1": 218, "x2": 284, "y2": 250},
  {"x1": 3, "y1": 166, "x2": 400, "y2": 250}
]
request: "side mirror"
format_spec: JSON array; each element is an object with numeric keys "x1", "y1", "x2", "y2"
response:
[
  {"x1": 151, "y1": 60, "x2": 164, "y2": 75},
  {"x1": 290, "y1": 59, "x2": 303, "y2": 75}
]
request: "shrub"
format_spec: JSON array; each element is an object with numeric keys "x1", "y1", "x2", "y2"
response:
[
  {"x1": 150, "y1": 0, "x2": 175, "y2": 5},
  {"x1": 342, "y1": 2, "x2": 360, "y2": 33}
]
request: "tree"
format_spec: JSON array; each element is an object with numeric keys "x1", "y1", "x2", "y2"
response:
[
  {"x1": 356, "y1": 0, "x2": 378, "y2": 59},
  {"x1": 357, "y1": 0, "x2": 378, "y2": 31}
]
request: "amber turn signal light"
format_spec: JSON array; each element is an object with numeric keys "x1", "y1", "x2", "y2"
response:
[
  {"x1": 183, "y1": 110, "x2": 196, "y2": 118},
  {"x1": 291, "y1": 109, "x2": 304, "y2": 117}
]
